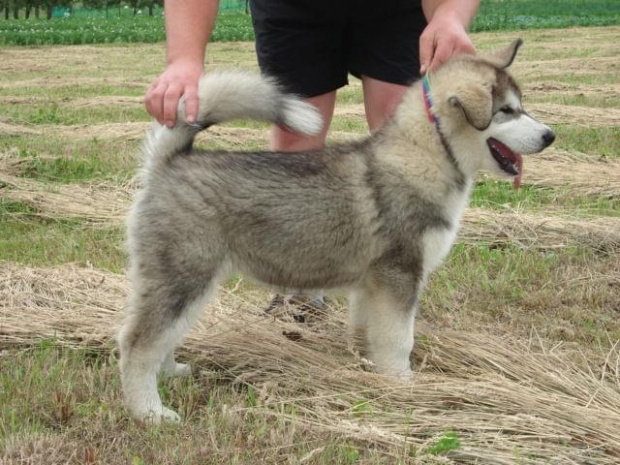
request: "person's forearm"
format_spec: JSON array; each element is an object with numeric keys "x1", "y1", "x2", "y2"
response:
[
  {"x1": 421, "y1": 0, "x2": 479, "y2": 28},
  {"x1": 165, "y1": 0, "x2": 219, "y2": 65}
]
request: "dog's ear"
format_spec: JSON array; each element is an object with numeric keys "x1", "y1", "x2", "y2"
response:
[
  {"x1": 483, "y1": 39, "x2": 523, "y2": 69},
  {"x1": 448, "y1": 83, "x2": 493, "y2": 131}
]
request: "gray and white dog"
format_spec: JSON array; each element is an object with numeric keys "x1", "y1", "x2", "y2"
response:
[{"x1": 119, "y1": 40, "x2": 554, "y2": 422}]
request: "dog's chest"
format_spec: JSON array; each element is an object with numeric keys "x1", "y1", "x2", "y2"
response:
[{"x1": 420, "y1": 189, "x2": 469, "y2": 277}]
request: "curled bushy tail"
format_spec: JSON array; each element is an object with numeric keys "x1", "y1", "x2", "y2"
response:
[{"x1": 142, "y1": 71, "x2": 323, "y2": 163}]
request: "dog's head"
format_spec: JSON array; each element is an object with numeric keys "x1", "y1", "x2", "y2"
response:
[{"x1": 427, "y1": 40, "x2": 555, "y2": 186}]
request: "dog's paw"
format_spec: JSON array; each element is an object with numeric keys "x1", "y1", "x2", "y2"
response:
[
  {"x1": 135, "y1": 405, "x2": 182, "y2": 424},
  {"x1": 373, "y1": 364, "x2": 413, "y2": 383},
  {"x1": 157, "y1": 406, "x2": 182, "y2": 423},
  {"x1": 395, "y1": 369, "x2": 413, "y2": 384},
  {"x1": 161, "y1": 361, "x2": 192, "y2": 378}
]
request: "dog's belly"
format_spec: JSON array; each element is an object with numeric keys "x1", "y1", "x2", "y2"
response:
[{"x1": 233, "y1": 254, "x2": 367, "y2": 291}]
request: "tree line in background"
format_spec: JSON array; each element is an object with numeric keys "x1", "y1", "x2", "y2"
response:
[{"x1": 0, "y1": 0, "x2": 163, "y2": 20}]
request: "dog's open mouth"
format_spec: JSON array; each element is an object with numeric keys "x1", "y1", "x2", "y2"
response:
[{"x1": 487, "y1": 138, "x2": 523, "y2": 188}]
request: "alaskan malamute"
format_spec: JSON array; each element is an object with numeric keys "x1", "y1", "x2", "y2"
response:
[{"x1": 119, "y1": 40, "x2": 555, "y2": 422}]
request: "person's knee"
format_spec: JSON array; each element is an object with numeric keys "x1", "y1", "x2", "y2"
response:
[{"x1": 362, "y1": 77, "x2": 409, "y2": 132}]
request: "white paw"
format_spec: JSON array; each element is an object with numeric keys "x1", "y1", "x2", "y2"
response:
[
  {"x1": 135, "y1": 405, "x2": 181, "y2": 424},
  {"x1": 374, "y1": 364, "x2": 413, "y2": 383},
  {"x1": 395, "y1": 369, "x2": 413, "y2": 383},
  {"x1": 161, "y1": 362, "x2": 192, "y2": 378},
  {"x1": 158, "y1": 406, "x2": 182, "y2": 423}
]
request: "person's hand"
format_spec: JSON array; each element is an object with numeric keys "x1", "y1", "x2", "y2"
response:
[
  {"x1": 145, "y1": 60, "x2": 204, "y2": 127},
  {"x1": 419, "y1": 13, "x2": 476, "y2": 75}
]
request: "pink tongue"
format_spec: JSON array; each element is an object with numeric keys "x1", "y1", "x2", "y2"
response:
[
  {"x1": 513, "y1": 153, "x2": 523, "y2": 189},
  {"x1": 494, "y1": 139, "x2": 523, "y2": 189}
]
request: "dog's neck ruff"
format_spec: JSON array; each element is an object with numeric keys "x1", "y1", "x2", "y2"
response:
[{"x1": 421, "y1": 74, "x2": 466, "y2": 189}]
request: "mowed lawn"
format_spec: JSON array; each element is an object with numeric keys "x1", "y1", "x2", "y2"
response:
[{"x1": 1, "y1": 27, "x2": 619, "y2": 464}]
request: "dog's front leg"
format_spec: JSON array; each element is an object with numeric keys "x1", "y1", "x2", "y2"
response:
[{"x1": 351, "y1": 272, "x2": 419, "y2": 381}]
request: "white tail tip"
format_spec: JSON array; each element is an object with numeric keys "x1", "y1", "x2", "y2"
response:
[{"x1": 281, "y1": 99, "x2": 324, "y2": 136}]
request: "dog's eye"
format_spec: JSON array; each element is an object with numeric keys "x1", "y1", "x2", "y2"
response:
[{"x1": 500, "y1": 106, "x2": 515, "y2": 115}]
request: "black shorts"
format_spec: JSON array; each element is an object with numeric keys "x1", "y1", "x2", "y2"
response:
[{"x1": 249, "y1": 0, "x2": 426, "y2": 97}]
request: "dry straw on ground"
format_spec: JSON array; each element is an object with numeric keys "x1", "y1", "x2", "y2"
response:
[
  {"x1": 528, "y1": 103, "x2": 620, "y2": 128},
  {"x1": 1, "y1": 263, "x2": 619, "y2": 463},
  {"x1": 0, "y1": 170, "x2": 132, "y2": 226},
  {"x1": 462, "y1": 208, "x2": 620, "y2": 250},
  {"x1": 524, "y1": 149, "x2": 620, "y2": 197}
]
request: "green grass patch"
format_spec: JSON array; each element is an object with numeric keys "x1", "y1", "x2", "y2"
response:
[
  {"x1": 0, "y1": 12, "x2": 253, "y2": 46},
  {"x1": 337, "y1": 87, "x2": 365, "y2": 105},
  {"x1": 424, "y1": 242, "x2": 620, "y2": 343},
  {"x1": 0, "y1": 199, "x2": 40, "y2": 218},
  {"x1": 553, "y1": 125, "x2": 620, "y2": 158},
  {"x1": 330, "y1": 115, "x2": 368, "y2": 133},
  {"x1": 0, "y1": 102, "x2": 149, "y2": 125},
  {"x1": 16, "y1": 155, "x2": 131, "y2": 183},
  {"x1": 1, "y1": 136, "x2": 139, "y2": 183},
  {"x1": 0, "y1": 342, "x2": 120, "y2": 445},
  {"x1": 434, "y1": 242, "x2": 562, "y2": 308},
  {"x1": 0, "y1": 84, "x2": 147, "y2": 99},
  {"x1": 471, "y1": 0, "x2": 620, "y2": 32},
  {"x1": 423, "y1": 432, "x2": 461, "y2": 456},
  {"x1": 472, "y1": 180, "x2": 620, "y2": 217},
  {"x1": 0, "y1": 202, "x2": 125, "y2": 272},
  {"x1": 0, "y1": 343, "x2": 387, "y2": 464}
]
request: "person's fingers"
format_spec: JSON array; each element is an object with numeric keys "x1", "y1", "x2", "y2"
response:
[
  {"x1": 428, "y1": 40, "x2": 455, "y2": 73},
  {"x1": 183, "y1": 85, "x2": 199, "y2": 125},
  {"x1": 144, "y1": 80, "x2": 158, "y2": 116},
  {"x1": 146, "y1": 82, "x2": 168, "y2": 125},
  {"x1": 162, "y1": 84, "x2": 184, "y2": 128},
  {"x1": 455, "y1": 36, "x2": 476, "y2": 55},
  {"x1": 419, "y1": 32, "x2": 435, "y2": 75}
]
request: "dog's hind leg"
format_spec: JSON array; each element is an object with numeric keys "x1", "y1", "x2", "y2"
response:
[
  {"x1": 118, "y1": 231, "x2": 228, "y2": 422},
  {"x1": 350, "y1": 271, "x2": 419, "y2": 381},
  {"x1": 348, "y1": 289, "x2": 370, "y2": 351}
]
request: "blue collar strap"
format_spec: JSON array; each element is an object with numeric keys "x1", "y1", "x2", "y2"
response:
[{"x1": 421, "y1": 74, "x2": 439, "y2": 127}]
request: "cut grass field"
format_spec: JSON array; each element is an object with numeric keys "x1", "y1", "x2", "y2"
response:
[{"x1": 1, "y1": 27, "x2": 619, "y2": 464}]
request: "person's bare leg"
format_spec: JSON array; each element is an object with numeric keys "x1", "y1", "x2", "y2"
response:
[
  {"x1": 361, "y1": 76, "x2": 409, "y2": 132},
  {"x1": 270, "y1": 91, "x2": 337, "y2": 152}
]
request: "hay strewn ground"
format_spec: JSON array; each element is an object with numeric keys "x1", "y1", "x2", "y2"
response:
[{"x1": 2, "y1": 264, "x2": 619, "y2": 463}]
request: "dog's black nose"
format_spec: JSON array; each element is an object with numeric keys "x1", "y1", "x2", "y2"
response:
[{"x1": 542, "y1": 130, "x2": 555, "y2": 147}]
